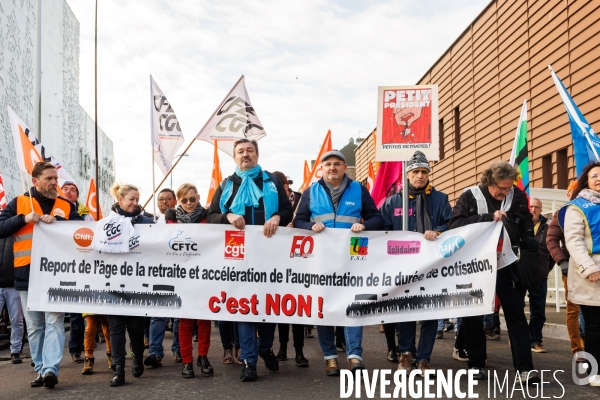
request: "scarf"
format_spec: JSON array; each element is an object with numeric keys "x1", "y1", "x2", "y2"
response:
[
  {"x1": 407, "y1": 182, "x2": 432, "y2": 233},
  {"x1": 111, "y1": 203, "x2": 142, "y2": 218},
  {"x1": 578, "y1": 188, "x2": 600, "y2": 204},
  {"x1": 219, "y1": 165, "x2": 279, "y2": 220},
  {"x1": 176, "y1": 204, "x2": 207, "y2": 223},
  {"x1": 92, "y1": 212, "x2": 138, "y2": 253},
  {"x1": 77, "y1": 201, "x2": 91, "y2": 217},
  {"x1": 323, "y1": 175, "x2": 349, "y2": 211}
]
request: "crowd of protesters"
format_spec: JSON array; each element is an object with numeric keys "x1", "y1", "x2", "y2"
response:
[{"x1": 0, "y1": 140, "x2": 598, "y2": 389}]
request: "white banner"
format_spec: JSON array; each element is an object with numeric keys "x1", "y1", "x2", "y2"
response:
[
  {"x1": 195, "y1": 75, "x2": 266, "y2": 157},
  {"x1": 28, "y1": 222, "x2": 502, "y2": 326},
  {"x1": 150, "y1": 75, "x2": 185, "y2": 175}
]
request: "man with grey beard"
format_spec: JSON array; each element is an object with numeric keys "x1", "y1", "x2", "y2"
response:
[{"x1": 0, "y1": 162, "x2": 81, "y2": 389}]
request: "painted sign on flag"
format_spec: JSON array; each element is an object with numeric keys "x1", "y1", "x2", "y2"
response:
[
  {"x1": 85, "y1": 179, "x2": 103, "y2": 221},
  {"x1": 195, "y1": 76, "x2": 266, "y2": 157},
  {"x1": 150, "y1": 75, "x2": 185, "y2": 175},
  {"x1": 305, "y1": 130, "x2": 332, "y2": 187}
]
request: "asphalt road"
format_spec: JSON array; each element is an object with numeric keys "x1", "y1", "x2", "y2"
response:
[{"x1": 0, "y1": 324, "x2": 595, "y2": 399}]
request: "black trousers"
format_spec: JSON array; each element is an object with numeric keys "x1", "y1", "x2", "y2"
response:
[
  {"x1": 581, "y1": 305, "x2": 600, "y2": 366},
  {"x1": 462, "y1": 266, "x2": 534, "y2": 371},
  {"x1": 109, "y1": 315, "x2": 145, "y2": 367},
  {"x1": 69, "y1": 313, "x2": 85, "y2": 354},
  {"x1": 278, "y1": 324, "x2": 304, "y2": 352}
]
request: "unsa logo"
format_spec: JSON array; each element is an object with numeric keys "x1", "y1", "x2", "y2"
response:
[
  {"x1": 73, "y1": 227, "x2": 94, "y2": 247},
  {"x1": 440, "y1": 236, "x2": 466, "y2": 258},
  {"x1": 290, "y1": 236, "x2": 315, "y2": 258}
]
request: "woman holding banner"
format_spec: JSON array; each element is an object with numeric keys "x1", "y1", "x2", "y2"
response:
[
  {"x1": 561, "y1": 162, "x2": 600, "y2": 388},
  {"x1": 107, "y1": 183, "x2": 154, "y2": 387},
  {"x1": 172, "y1": 183, "x2": 214, "y2": 379}
]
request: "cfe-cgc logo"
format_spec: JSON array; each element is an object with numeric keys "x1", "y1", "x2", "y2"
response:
[
  {"x1": 350, "y1": 237, "x2": 368, "y2": 261},
  {"x1": 73, "y1": 227, "x2": 94, "y2": 253},
  {"x1": 103, "y1": 222, "x2": 122, "y2": 241},
  {"x1": 225, "y1": 230, "x2": 245, "y2": 260},
  {"x1": 290, "y1": 236, "x2": 315, "y2": 258}
]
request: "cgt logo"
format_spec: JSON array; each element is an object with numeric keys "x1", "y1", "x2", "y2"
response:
[
  {"x1": 350, "y1": 237, "x2": 368, "y2": 256},
  {"x1": 103, "y1": 222, "x2": 122, "y2": 240},
  {"x1": 225, "y1": 231, "x2": 245, "y2": 260},
  {"x1": 440, "y1": 236, "x2": 466, "y2": 258},
  {"x1": 73, "y1": 227, "x2": 94, "y2": 247},
  {"x1": 290, "y1": 236, "x2": 315, "y2": 258},
  {"x1": 168, "y1": 230, "x2": 197, "y2": 251}
]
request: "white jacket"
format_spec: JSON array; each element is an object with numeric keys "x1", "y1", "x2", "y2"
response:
[{"x1": 565, "y1": 206, "x2": 600, "y2": 306}]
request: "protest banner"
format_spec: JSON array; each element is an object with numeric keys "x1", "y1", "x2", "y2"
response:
[
  {"x1": 376, "y1": 85, "x2": 439, "y2": 162},
  {"x1": 28, "y1": 221, "x2": 502, "y2": 326}
]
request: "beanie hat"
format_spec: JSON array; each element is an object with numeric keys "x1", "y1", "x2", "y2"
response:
[{"x1": 406, "y1": 151, "x2": 430, "y2": 172}]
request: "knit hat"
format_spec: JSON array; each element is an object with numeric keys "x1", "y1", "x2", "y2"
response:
[
  {"x1": 406, "y1": 151, "x2": 430, "y2": 172},
  {"x1": 61, "y1": 180, "x2": 79, "y2": 195}
]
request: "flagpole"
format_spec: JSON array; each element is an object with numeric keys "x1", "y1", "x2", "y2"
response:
[
  {"x1": 150, "y1": 76, "x2": 157, "y2": 222},
  {"x1": 402, "y1": 161, "x2": 408, "y2": 232},
  {"x1": 94, "y1": 0, "x2": 100, "y2": 219}
]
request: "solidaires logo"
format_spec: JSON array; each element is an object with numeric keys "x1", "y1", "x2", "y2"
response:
[
  {"x1": 440, "y1": 236, "x2": 466, "y2": 258},
  {"x1": 73, "y1": 227, "x2": 94, "y2": 247}
]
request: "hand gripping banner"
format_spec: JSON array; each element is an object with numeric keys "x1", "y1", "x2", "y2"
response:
[{"x1": 28, "y1": 222, "x2": 502, "y2": 326}]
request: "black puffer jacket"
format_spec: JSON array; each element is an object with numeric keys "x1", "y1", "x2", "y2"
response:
[{"x1": 0, "y1": 237, "x2": 14, "y2": 288}]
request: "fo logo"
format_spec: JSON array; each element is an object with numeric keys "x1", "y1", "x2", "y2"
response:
[
  {"x1": 73, "y1": 227, "x2": 94, "y2": 247},
  {"x1": 350, "y1": 237, "x2": 368, "y2": 256},
  {"x1": 169, "y1": 230, "x2": 198, "y2": 251},
  {"x1": 440, "y1": 236, "x2": 466, "y2": 258},
  {"x1": 225, "y1": 231, "x2": 245, "y2": 260},
  {"x1": 290, "y1": 236, "x2": 314, "y2": 258}
]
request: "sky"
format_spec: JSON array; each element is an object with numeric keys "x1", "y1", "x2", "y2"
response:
[{"x1": 66, "y1": 0, "x2": 490, "y2": 209}]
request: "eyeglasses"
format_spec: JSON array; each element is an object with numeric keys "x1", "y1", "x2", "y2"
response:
[
  {"x1": 157, "y1": 197, "x2": 173, "y2": 202},
  {"x1": 323, "y1": 162, "x2": 344, "y2": 168},
  {"x1": 494, "y1": 184, "x2": 512, "y2": 192},
  {"x1": 180, "y1": 196, "x2": 197, "y2": 205}
]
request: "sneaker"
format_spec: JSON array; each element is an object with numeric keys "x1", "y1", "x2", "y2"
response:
[
  {"x1": 174, "y1": 351, "x2": 182, "y2": 363},
  {"x1": 326, "y1": 358, "x2": 340, "y2": 376},
  {"x1": 349, "y1": 358, "x2": 365, "y2": 372},
  {"x1": 182, "y1": 362, "x2": 195, "y2": 379},
  {"x1": 453, "y1": 347, "x2": 468, "y2": 362},
  {"x1": 531, "y1": 344, "x2": 547, "y2": 353},
  {"x1": 223, "y1": 349, "x2": 235, "y2": 364},
  {"x1": 240, "y1": 360, "x2": 258, "y2": 382},
  {"x1": 258, "y1": 349, "x2": 280, "y2": 372},
  {"x1": 470, "y1": 368, "x2": 487, "y2": 380},
  {"x1": 436, "y1": 330, "x2": 443, "y2": 339},
  {"x1": 519, "y1": 370, "x2": 541, "y2": 385},
  {"x1": 82, "y1": 357, "x2": 95, "y2": 375},
  {"x1": 71, "y1": 352, "x2": 84, "y2": 363},
  {"x1": 276, "y1": 347, "x2": 288, "y2": 361},
  {"x1": 485, "y1": 326, "x2": 501, "y2": 340},
  {"x1": 416, "y1": 360, "x2": 435, "y2": 376},
  {"x1": 31, "y1": 373, "x2": 43, "y2": 387},
  {"x1": 42, "y1": 371, "x2": 58, "y2": 389},
  {"x1": 11, "y1": 353, "x2": 22, "y2": 364},
  {"x1": 397, "y1": 352, "x2": 413, "y2": 372},
  {"x1": 387, "y1": 349, "x2": 398, "y2": 363},
  {"x1": 295, "y1": 354, "x2": 309, "y2": 367},
  {"x1": 144, "y1": 354, "x2": 162, "y2": 368},
  {"x1": 197, "y1": 355, "x2": 214, "y2": 377},
  {"x1": 590, "y1": 375, "x2": 600, "y2": 387}
]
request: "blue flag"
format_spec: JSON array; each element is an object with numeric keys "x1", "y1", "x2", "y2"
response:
[{"x1": 549, "y1": 66, "x2": 600, "y2": 177}]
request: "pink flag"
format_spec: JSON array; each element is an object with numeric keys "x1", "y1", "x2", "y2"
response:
[{"x1": 370, "y1": 162, "x2": 403, "y2": 208}]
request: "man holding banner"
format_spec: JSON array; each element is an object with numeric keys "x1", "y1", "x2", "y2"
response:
[
  {"x1": 450, "y1": 160, "x2": 540, "y2": 384},
  {"x1": 207, "y1": 138, "x2": 293, "y2": 382},
  {"x1": 293, "y1": 150, "x2": 383, "y2": 376},
  {"x1": 0, "y1": 162, "x2": 82, "y2": 389},
  {"x1": 379, "y1": 151, "x2": 452, "y2": 375}
]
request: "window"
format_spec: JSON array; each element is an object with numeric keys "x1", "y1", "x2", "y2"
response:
[
  {"x1": 556, "y1": 149, "x2": 568, "y2": 189},
  {"x1": 439, "y1": 118, "x2": 445, "y2": 159},
  {"x1": 542, "y1": 154, "x2": 552, "y2": 188},
  {"x1": 454, "y1": 107, "x2": 461, "y2": 151}
]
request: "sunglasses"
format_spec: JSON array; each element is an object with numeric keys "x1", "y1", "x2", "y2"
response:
[{"x1": 180, "y1": 197, "x2": 197, "y2": 205}]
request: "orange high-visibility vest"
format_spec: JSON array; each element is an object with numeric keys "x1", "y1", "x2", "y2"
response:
[{"x1": 13, "y1": 195, "x2": 72, "y2": 267}]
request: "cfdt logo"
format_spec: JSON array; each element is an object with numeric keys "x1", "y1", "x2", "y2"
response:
[
  {"x1": 440, "y1": 236, "x2": 466, "y2": 258},
  {"x1": 169, "y1": 230, "x2": 198, "y2": 252},
  {"x1": 290, "y1": 236, "x2": 315, "y2": 258},
  {"x1": 350, "y1": 237, "x2": 368, "y2": 260},
  {"x1": 73, "y1": 228, "x2": 94, "y2": 247},
  {"x1": 225, "y1": 231, "x2": 245, "y2": 260},
  {"x1": 103, "y1": 222, "x2": 122, "y2": 241}
]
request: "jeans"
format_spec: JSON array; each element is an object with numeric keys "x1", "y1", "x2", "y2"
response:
[
  {"x1": 398, "y1": 320, "x2": 437, "y2": 363},
  {"x1": 19, "y1": 291, "x2": 65, "y2": 377},
  {"x1": 0, "y1": 287, "x2": 23, "y2": 354},
  {"x1": 237, "y1": 322, "x2": 276, "y2": 366},
  {"x1": 580, "y1": 305, "x2": 600, "y2": 368},
  {"x1": 149, "y1": 317, "x2": 169, "y2": 359},
  {"x1": 171, "y1": 318, "x2": 180, "y2": 355},
  {"x1": 317, "y1": 326, "x2": 363, "y2": 361},
  {"x1": 108, "y1": 315, "x2": 145, "y2": 367},
  {"x1": 529, "y1": 279, "x2": 548, "y2": 346},
  {"x1": 562, "y1": 275, "x2": 584, "y2": 354},
  {"x1": 580, "y1": 309, "x2": 585, "y2": 339},
  {"x1": 218, "y1": 321, "x2": 240, "y2": 350},
  {"x1": 69, "y1": 313, "x2": 85, "y2": 354}
]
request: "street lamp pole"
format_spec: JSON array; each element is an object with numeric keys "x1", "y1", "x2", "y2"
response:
[{"x1": 171, "y1": 153, "x2": 189, "y2": 188}]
